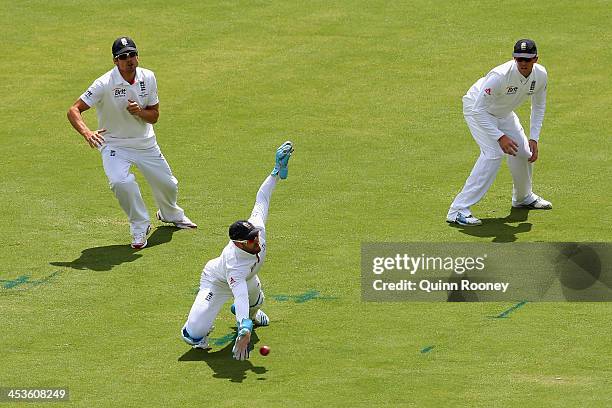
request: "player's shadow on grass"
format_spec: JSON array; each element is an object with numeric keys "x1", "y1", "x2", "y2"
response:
[
  {"x1": 49, "y1": 226, "x2": 179, "y2": 271},
  {"x1": 450, "y1": 207, "x2": 532, "y2": 243},
  {"x1": 178, "y1": 329, "x2": 267, "y2": 383}
]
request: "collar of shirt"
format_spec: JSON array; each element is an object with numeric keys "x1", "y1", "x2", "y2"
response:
[
  {"x1": 230, "y1": 241, "x2": 259, "y2": 260},
  {"x1": 511, "y1": 61, "x2": 532, "y2": 85},
  {"x1": 111, "y1": 66, "x2": 142, "y2": 86}
]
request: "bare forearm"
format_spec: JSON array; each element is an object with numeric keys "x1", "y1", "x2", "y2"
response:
[
  {"x1": 67, "y1": 104, "x2": 105, "y2": 148},
  {"x1": 135, "y1": 107, "x2": 159, "y2": 124},
  {"x1": 127, "y1": 100, "x2": 159, "y2": 124},
  {"x1": 67, "y1": 106, "x2": 93, "y2": 137}
]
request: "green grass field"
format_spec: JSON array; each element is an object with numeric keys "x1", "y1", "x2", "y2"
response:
[{"x1": 1, "y1": 0, "x2": 611, "y2": 406}]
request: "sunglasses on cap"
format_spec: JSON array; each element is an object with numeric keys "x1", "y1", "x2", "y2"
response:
[
  {"x1": 231, "y1": 232, "x2": 260, "y2": 244},
  {"x1": 115, "y1": 51, "x2": 138, "y2": 60},
  {"x1": 515, "y1": 57, "x2": 536, "y2": 62}
]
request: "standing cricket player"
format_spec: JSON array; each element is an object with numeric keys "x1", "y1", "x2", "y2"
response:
[
  {"x1": 447, "y1": 39, "x2": 552, "y2": 226},
  {"x1": 181, "y1": 141, "x2": 294, "y2": 361},
  {"x1": 67, "y1": 36, "x2": 196, "y2": 249}
]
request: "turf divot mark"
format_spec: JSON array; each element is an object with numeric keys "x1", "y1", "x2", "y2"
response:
[
  {"x1": 210, "y1": 332, "x2": 236, "y2": 346},
  {"x1": 270, "y1": 289, "x2": 338, "y2": 303},
  {"x1": 492, "y1": 301, "x2": 528, "y2": 318},
  {"x1": 0, "y1": 271, "x2": 61, "y2": 290},
  {"x1": 420, "y1": 345, "x2": 435, "y2": 354}
]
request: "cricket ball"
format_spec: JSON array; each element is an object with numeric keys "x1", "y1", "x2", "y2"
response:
[{"x1": 259, "y1": 345, "x2": 271, "y2": 356}]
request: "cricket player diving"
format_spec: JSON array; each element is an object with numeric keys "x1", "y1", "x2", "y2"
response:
[
  {"x1": 181, "y1": 141, "x2": 294, "y2": 360},
  {"x1": 447, "y1": 39, "x2": 552, "y2": 226}
]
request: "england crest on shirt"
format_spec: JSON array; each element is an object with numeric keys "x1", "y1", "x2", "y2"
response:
[{"x1": 528, "y1": 81, "x2": 536, "y2": 95}]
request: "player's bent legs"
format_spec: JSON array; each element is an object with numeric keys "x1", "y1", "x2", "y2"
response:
[
  {"x1": 101, "y1": 147, "x2": 149, "y2": 234},
  {"x1": 499, "y1": 113, "x2": 536, "y2": 206},
  {"x1": 448, "y1": 115, "x2": 504, "y2": 220},
  {"x1": 183, "y1": 285, "x2": 231, "y2": 343},
  {"x1": 135, "y1": 146, "x2": 186, "y2": 222}
]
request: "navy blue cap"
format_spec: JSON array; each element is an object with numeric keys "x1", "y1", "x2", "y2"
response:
[
  {"x1": 513, "y1": 39, "x2": 537, "y2": 58},
  {"x1": 112, "y1": 36, "x2": 138, "y2": 58},
  {"x1": 229, "y1": 220, "x2": 261, "y2": 241}
]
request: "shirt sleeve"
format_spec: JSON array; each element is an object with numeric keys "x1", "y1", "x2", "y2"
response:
[
  {"x1": 470, "y1": 73, "x2": 505, "y2": 141},
  {"x1": 248, "y1": 175, "x2": 277, "y2": 229},
  {"x1": 148, "y1": 73, "x2": 159, "y2": 106},
  {"x1": 529, "y1": 77, "x2": 547, "y2": 141},
  {"x1": 80, "y1": 79, "x2": 105, "y2": 108},
  {"x1": 228, "y1": 269, "x2": 250, "y2": 323}
]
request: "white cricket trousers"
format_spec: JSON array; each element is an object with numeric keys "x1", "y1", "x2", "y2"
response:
[
  {"x1": 183, "y1": 175, "x2": 277, "y2": 341},
  {"x1": 184, "y1": 276, "x2": 265, "y2": 342},
  {"x1": 448, "y1": 112, "x2": 536, "y2": 220},
  {"x1": 100, "y1": 145, "x2": 185, "y2": 234}
]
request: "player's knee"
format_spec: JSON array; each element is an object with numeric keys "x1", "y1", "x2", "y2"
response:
[
  {"x1": 181, "y1": 325, "x2": 204, "y2": 345},
  {"x1": 109, "y1": 173, "x2": 136, "y2": 191},
  {"x1": 516, "y1": 148, "x2": 532, "y2": 159},
  {"x1": 250, "y1": 291, "x2": 265, "y2": 311},
  {"x1": 184, "y1": 316, "x2": 212, "y2": 340},
  {"x1": 157, "y1": 176, "x2": 178, "y2": 194}
]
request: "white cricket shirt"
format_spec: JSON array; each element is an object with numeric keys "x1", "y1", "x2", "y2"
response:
[
  {"x1": 80, "y1": 66, "x2": 159, "y2": 149},
  {"x1": 201, "y1": 234, "x2": 267, "y2": 287},
  {"x1": 200, "y1": 227, "x2": 268, "y2": 322},
  {"x1": 463, "y1": 60, "x2": 547, "y2": 141}
]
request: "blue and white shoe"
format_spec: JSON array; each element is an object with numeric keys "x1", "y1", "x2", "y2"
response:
[
  {"x1": 271, "y1": 141, "x2": 294, "y2": 180},
  {"x1": 253, "y1": 309, "x2": 269, "y2": 327},
  {"x1": 181, "y1": 326, "x2": 211, "y2": 349},
  {"x1": 447, "y1": 213, "x2": 482, "y2": 226}
]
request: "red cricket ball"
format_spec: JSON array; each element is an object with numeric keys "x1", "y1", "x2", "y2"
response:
[{"x1": 259, "y1": 345, "x2": 271, "y2": 356}]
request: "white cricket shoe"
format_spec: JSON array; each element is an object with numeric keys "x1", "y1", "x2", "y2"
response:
[
  {"x1": 513, "y1": 196, "x2": 553, "y2": 210},
  {"x1": 446, "y1": 213, "x2": 483, "y2": 226},
  {"x1": 253, "y1": 309, "x2": 270, "y2": 327},
  {"x1": 156, "y1": 210, "x2": 197, "y2": 229},
  {"x1": 192, "y1": 339, "x2": 210, "y2": 350},
  {"x1": 131, "y1": 225, "x2": 151, "y2": 249}
]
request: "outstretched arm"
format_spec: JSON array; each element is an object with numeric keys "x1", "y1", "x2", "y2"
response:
[
  {"x1": 248, "y1": 141, "x2": 294, "y2": 228},
  {"x1": 248, "y1": 175, "x2": 277, "y2": 229},
  {"x1": 229, "y1": 277, "x2": 250, "y2": 324},
  {"x1": 229, "y1": 278, "x2": 253, "y2": 360}
]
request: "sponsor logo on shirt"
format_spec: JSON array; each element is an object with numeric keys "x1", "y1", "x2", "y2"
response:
[
  {"x1": 85, "y1": 90, "x2": 93, "y2": 98},
  {"x1": 229, "y1": 277, "x2": 236, "y2": 285},
  {"x1": 484, "y1": 88, "x2": 491, "y2": 95},
  {"x1": 113, "y1": 87, "x2": 127, "y2": 98},
  {"x1": 506, "y1": 86, "x2": 518, "y2": 95},
  {"x1": 205, "y1": 291, "x2": 213, "y2": 301}
]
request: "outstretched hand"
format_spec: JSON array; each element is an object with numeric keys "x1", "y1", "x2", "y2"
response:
[{"x1": 232, "y1": 328, "x2": 251, "y2": 361}]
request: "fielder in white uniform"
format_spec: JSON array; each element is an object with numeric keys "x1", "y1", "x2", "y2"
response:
[
  {"x1": 447, "y1": 39, "x2": 552, "y2": 226},
  {"x1": 67, "y1": 36, "x2": 196, "y2": 248},
  {"x1": 181, "y1": 141, "x2": 294, "y2": 361}
]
